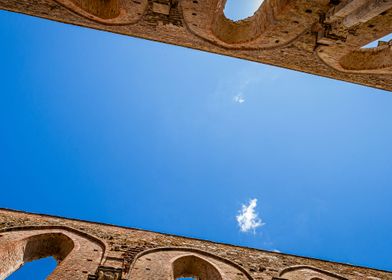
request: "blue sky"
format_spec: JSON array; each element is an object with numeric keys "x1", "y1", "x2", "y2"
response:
[{"x1": 1, "y1": 2, "x2": 392, "y2": 278}]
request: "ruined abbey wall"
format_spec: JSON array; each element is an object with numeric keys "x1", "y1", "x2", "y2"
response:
[
  {"x1": 0, "y1": 0, "x2": 391, "y2": 91},
  {"x1": 0, "y1": 209, "x2": 391, "y2": 280}
]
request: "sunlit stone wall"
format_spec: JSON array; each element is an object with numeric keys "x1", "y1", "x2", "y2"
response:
[{"x1": 0, "y1": 209, "x2": 390, "y2": 280}]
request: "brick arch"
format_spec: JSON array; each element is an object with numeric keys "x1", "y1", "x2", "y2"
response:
[
  {"x1": 315, "y1": 12, "x2": 392, "y2": 76},
  {"x1": 53, "y1": 0, "x2": 148, "y2": 25},
  {"x1": 339, "y1": 45, "x2": 392, "y2": 71},
  {"x1": 317, "y1": 43, "x2": 392, "y2": 75},
  {"x1": 172, "y1": 254, "x2": 222, "y2": 279},
  {"x1": 278, "y1": 265, "x2": 347, "y2": 280},
  {"x1": 63, "y1": 0, "x2": 121, "y2": 19},
  {"x1": 0, "y1": 226, "x2": 105, "y2": 280},
  {"x1": 181, "y1": 0, "x2": 322, "y2": 49},
  {"x1": 128, "y1": 247, "x2": 253, "y2": 280}
]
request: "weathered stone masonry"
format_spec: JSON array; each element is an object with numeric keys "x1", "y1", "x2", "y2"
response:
[
  {"x1": 0, "y1": 0, "x2": 391, "y2": 91},
  {"x1": 0, "y1": 209, "x2": 391, "y2": 279}
]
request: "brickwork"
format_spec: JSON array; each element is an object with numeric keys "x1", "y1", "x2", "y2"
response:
[
  {"x1": 0, "y1": 226, "x2": 104, "y2": 279},
  {"x1": 0, "y1": 209, "x2": 391, "y2": 280},
  {"x1": 0, "y1": 0, "x2": 391, "y2": 91}
]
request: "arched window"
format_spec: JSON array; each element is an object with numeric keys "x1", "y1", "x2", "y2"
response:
[
  {"x1": 182, "y1": 0, "x2": 309, "y2": 48},
  {"x1": 129, "y1": 248, "x2": 250, "y2": 279},
  {"x1": 1, "y1": 233, "x2": 74, "y2": 279},
  {"x1": 172, "y1": 255, "x2": 222, "y2": 280},
  {"x1": 54, "y1": 0, "x2": 147, "y2": 25},
  {"x1": 0, "y1": 227, "x2": 104, "y2": 279},
  {"x1": 6, "y1": 257, "x2": 57, "y2": 280},
  {"x1": 278, "y1": 265, "x2": 346, "y2": 280},
  {"x1": 68, "y1": 0, "x2": 120, "y2": 19}
]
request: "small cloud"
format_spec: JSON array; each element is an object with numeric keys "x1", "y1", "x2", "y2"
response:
[
  {"x1": 236, "y1": 198, "x2": 265, "y2": 233},
  {"x1": 233, "y1": 94, "x2": 245, "y2": 104},
  {"x1": 232, "y1": 79, "x2": 251, "y2": 104},
  {"x1": 272, "y1": 249, "x2": 281, "y2": 253}
]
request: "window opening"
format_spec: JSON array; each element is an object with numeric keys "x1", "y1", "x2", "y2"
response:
[
  {"x1": 172, "y1": 255, "x2": 222, "y2": 280},
  {"x1": 6, "y1": 257, "x2": 57, "y2": 280},
  {"x1": 224, "y1": 0, "x2": 264, "y2": 21},
  {"x1": 362, "y1": 33, "x2": 392, "y2": 48}
]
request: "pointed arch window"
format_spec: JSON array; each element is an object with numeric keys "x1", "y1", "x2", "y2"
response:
[
  {"x1": 1, "y1": 233, "x2": 74, "y2": 279},
  {"x1": 0, "y1": 227, "x2": 104, "y2": 279},
  {"x1": 172, "y1": 255, "x2": 222, "y2": 280}
]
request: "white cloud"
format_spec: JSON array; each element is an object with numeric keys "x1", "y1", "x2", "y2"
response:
[
  {"x1": 236, "y1": 198, "x2": 265, "y2": 233},
  {"x1": 232, "y1": 78, "x2": 250, "y2": 104},
  {"x1": 211, "y1": 65, "x2": 280, "y2": 110},
  {"x1": 233, "y1": 94, "x2": 245, "y2": 103}
]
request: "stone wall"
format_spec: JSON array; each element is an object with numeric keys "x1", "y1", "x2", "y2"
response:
[
  {"x1": 0, "y1": 0, "x2": 391, "y2": 91},
  {"x1": 0, "y1": 208, "x2": 390, "y2": 279}
]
